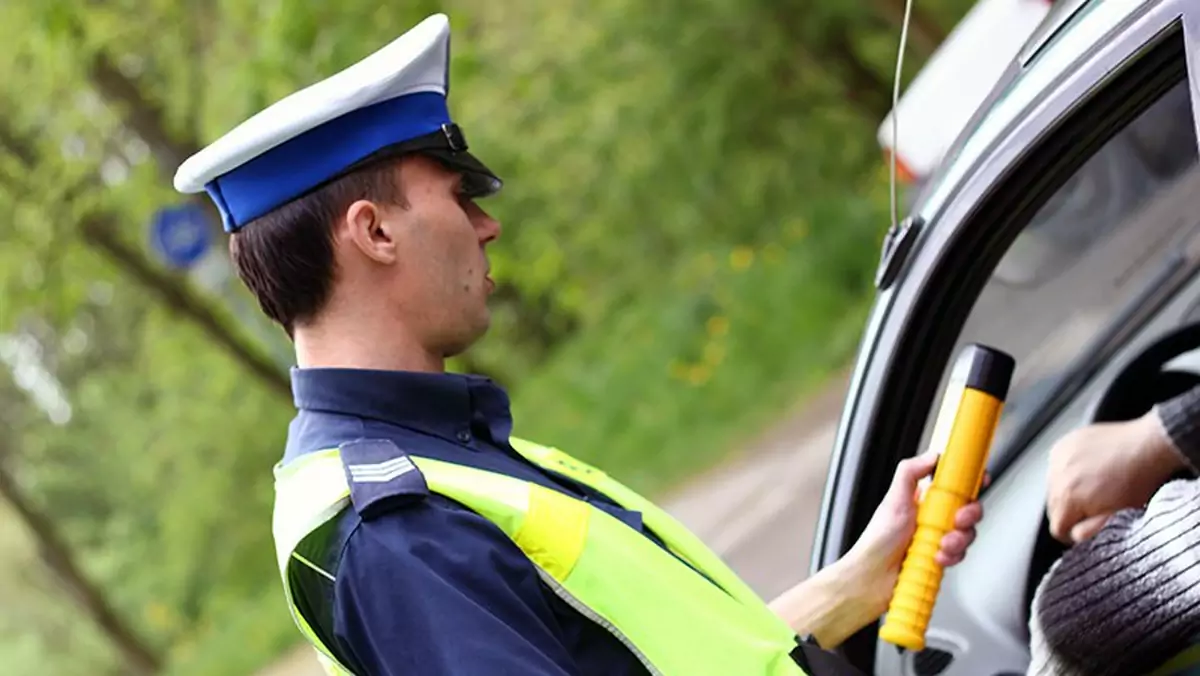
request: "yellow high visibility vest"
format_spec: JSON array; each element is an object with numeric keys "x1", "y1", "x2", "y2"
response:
[{"x1": 271, "y1": 436, "x2": 809, "y2": 675}]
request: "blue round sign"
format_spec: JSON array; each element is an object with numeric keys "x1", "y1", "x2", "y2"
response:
[{"x1": 150, "y1": 203, "x2": 211, "y2": 269}]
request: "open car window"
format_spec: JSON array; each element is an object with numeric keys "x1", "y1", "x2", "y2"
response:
[{"x1": 917, "y1": 78, "x2": 1200, "y2": 471}]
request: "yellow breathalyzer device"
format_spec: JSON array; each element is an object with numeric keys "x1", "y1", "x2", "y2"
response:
[{"x1": 878, "y1": 343, "x2": 1014, "y2": 652}]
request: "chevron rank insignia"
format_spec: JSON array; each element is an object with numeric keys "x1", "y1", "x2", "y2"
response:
[{"x1": 339, "y1": 438, "x2": 429, "y2": 518}]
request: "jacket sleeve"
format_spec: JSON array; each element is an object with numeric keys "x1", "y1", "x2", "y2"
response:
[
  {"x1": 1026, "y1": 477, "x2": 1200, "y2": 676},
  {"x1": 1156, "y1": 384, "x2": 1200, "y2": 471},
  {"x1": 330, "y1": 496, "x2": 582, "y2": 676}
]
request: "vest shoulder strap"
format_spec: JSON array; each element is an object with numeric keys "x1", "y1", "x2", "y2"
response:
[
  {"x1": 507, "y1": 436, "x2": 766, "y2": 609},
  {"x1": 272, "y1": 448, "x2": 356, "y2": 675},
  {"x1": 273, "y1": 442, "x2": 443, "y2": 676}
]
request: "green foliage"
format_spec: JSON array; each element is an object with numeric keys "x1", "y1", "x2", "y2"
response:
[
  {"x1": 1, "y1": 272, "x2": 295, "y2": 669},
  {"x1": 509, "y1": 187, "x2": 884, "y2": 494},
  {"x1": 0, "y1": 0, "x2": 968, "y2": 673}
]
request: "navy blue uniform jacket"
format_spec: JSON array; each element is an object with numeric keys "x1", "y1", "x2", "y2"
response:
[{"x1": 283, "y1": 368, "x2": 861, "y2": 676}]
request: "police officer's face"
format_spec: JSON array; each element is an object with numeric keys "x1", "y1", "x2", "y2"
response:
[{"x1": 384, "y1": 156, "x2": 501, "y2": 356}]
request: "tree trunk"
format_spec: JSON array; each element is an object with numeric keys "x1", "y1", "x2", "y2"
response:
[
  {"x1": 86, "y1": 53, "x2": 198, "y2": 175},
  {"x1": 0, "y1": 120, "x2": 291, "y2": 401},
  {"x1": 770, "y1": 8, "x2": 895, "y2": 124},
  {"x1": 79, "y1": 215, "x2": 291, "y2": 400},
  {"x1": 85, "y1": 48, "x2": 228, "y2": 239},
  {"x1": 0, "y1": 454, "x2": 161, "y2": 675},
  {"x1": 822, "y1": 25, "x2": 895, "y2": 122}
]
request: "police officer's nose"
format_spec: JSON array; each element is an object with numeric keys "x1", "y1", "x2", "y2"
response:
[{"x1": 474, "y1": 207, "x2": 501, "y2": 244}]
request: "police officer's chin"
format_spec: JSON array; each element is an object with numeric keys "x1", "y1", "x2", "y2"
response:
[{"x1": 441, "y1": 309, "x2": 492, "y2": 359}]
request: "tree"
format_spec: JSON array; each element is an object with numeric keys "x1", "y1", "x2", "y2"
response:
[
  {"x1": 0, "y1": 435, "x2": 161, "y2": 676},
  {"x1": 0, "y1": 117, "x2": 289, "y2": 399},
  {"x1": 0, "y1": 1, "x2": 979, "y2": 674}
]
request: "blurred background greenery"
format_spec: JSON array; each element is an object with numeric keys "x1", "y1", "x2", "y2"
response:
[{"x1": 0, "y1": 0, "x2": 977, "y2": 673}]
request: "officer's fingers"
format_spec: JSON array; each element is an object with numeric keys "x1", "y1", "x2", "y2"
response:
[
  {"x1": 954, "y1": 502, "x2": 984, "y2": 530},
  {"x1": 887, "y1": 453, "x2": 938, "y2": 512},
  {"x1": 936, "y1": 551, "x2": 965, "y2": 567},
  {"x1": 893, "y1": 451, "x2": 939, "y2": 494},
  {"x1": 939, "y1": 527, "x2": 976, "y2": 559},
  {"x1": 914, "y1": 476, "x2": 932, "y2": 504},
  {"x1": 1069, "y1": 514, "x2": 1110, "y2": 544},
  {"x1": 934, "y1": 529, "x2": 974, "y2": 568}
]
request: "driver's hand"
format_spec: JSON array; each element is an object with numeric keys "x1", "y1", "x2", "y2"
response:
[
  {"x1": 844, "y1": 450, "x2": 985, "y2": 619},
  {"x1": 1046, "y1": 410, "x2": 1187, "y2": 545}
]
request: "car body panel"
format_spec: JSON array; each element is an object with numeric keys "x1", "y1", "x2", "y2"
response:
[{"x1": 813, "y1": 0, "x2": 1200, "y2": 672}]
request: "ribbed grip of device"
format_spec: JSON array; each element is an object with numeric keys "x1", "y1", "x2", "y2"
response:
[
  {"x1": 877, "y1": 344, "x2": 1012, "y2": 652},
  {"x1": 878, "y1": 486, "x2": 967, "y2": 651}
]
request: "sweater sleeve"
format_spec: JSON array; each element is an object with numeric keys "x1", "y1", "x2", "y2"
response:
[
  {"x1": 1026, "y1": 478, "x2": 1200, "y2": 676},
  {"x1": 1155, "y1": 385, "x2": 1200, "y2": 471}
]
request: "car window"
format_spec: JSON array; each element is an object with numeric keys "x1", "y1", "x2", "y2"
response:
[{"x1": 917, "y1": 78, "x2": 1200, "y2": 459}]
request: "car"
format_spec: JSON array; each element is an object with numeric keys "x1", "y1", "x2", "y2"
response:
[
  {"x1": 877, "y1": 0, "x2": 1056, "y2": 198},
  {"x1": 811, "y1": 0, "x2": 1200, "y2": 674}
]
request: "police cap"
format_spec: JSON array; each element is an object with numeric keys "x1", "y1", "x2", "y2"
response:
[{"x1": 172, "y1": 13, "x2": 502, "y2": 233}]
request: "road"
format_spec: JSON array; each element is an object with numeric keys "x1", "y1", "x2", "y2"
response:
[
  {"x1": 656, "y1": 370, "x2": 848, "y2": 601},
  {"x1": 256, "y1": 372, "x2": 851, "y2": 676}
]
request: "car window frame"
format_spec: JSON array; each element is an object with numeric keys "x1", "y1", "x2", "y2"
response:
[
  {"x1": 908, "y1": 0, "x2": 1101, "y2": 216},
  {"x1": 939, "y1": 51, "x2": 1200, "y2": 479},
  {"x1": 1018, "y1": 0, "x2": 1098, "y2": 66},
  {"x1": 810, "y1": 2, "x2": 1200, "y2": 669}
]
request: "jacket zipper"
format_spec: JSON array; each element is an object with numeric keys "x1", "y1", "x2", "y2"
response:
[{"x1": 533, "y1": 568, "x2": 664, "y2": 676}]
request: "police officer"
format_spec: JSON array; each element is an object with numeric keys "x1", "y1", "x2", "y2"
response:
[{"x1": 174, "y1": 14, "x2": 983, "y2": 676}]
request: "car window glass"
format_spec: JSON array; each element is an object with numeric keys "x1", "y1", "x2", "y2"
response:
[{"x1": 918, "y1": 78, "x2": 1200, "y2": 458}]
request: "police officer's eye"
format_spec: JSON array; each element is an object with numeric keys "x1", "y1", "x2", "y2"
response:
[{"x1": 456, "y1": 176, "x2": 485, "y2": 202}]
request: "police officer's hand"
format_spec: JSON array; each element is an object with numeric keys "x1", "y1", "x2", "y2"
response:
[
  {"x1": 1046, "y1": 410, "x2": 1186, "y2": 545},
  {"x1": 844, "y1": 450, "x2": 985, "y2": 619}
]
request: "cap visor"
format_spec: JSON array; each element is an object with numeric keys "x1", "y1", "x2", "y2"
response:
[{"x1": 422, "y1": 149, "x2": 503, "y2": 197}]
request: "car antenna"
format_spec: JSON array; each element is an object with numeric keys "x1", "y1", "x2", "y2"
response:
[
  {"x1": 875, "y1": 0, "x2": 923, "y2": 290},
  {"x1": 890, "y1": 0, "x2": 915, "y2": 232}
]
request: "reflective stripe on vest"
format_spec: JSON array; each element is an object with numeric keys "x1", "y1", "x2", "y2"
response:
[{"x1": 272, "y1": 437, "x2": 808, "y2": 676}]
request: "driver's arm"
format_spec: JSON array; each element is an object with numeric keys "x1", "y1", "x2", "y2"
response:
[
  {"x1": 1156, "y1": 383, "x2": 1200, "y2": 470},
  {"x1": 1027, "y1": 475, "x2": 1200, "y2": 676},
  {"x1": 1046, "y1": 385, "x2": 1200, "y2": 544}
]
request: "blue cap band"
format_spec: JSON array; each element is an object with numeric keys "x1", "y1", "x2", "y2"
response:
[{"x1": 204, "y1": 91, "x2": 451, "y2": 232}]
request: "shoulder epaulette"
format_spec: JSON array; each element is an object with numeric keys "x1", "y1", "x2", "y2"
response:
[{"x1": 338, "y1": 438, "x2": 430, "y2": 518}]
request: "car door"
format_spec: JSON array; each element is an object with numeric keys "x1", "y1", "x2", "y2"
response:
[{"x1": 811, "y1": 1, "x2": 1200, "y2": 674}]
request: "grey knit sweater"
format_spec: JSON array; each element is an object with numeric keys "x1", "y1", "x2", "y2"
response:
[{"x1": 1027, "y1": 386, "x2": 1200, "y2": 676}]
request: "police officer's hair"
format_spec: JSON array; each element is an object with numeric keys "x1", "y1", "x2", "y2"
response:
[{"x1": 229, "y1": 160, "x2": 403, "y2": 336}]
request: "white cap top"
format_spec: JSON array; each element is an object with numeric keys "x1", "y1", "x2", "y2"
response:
[{"x1": 172, "y1": 14, "x2": 499, "y2": 232}]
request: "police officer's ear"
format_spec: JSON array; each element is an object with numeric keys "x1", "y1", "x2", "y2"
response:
[{"x1": 343, "y1": 198, "x2": 399, "y2": 266}]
